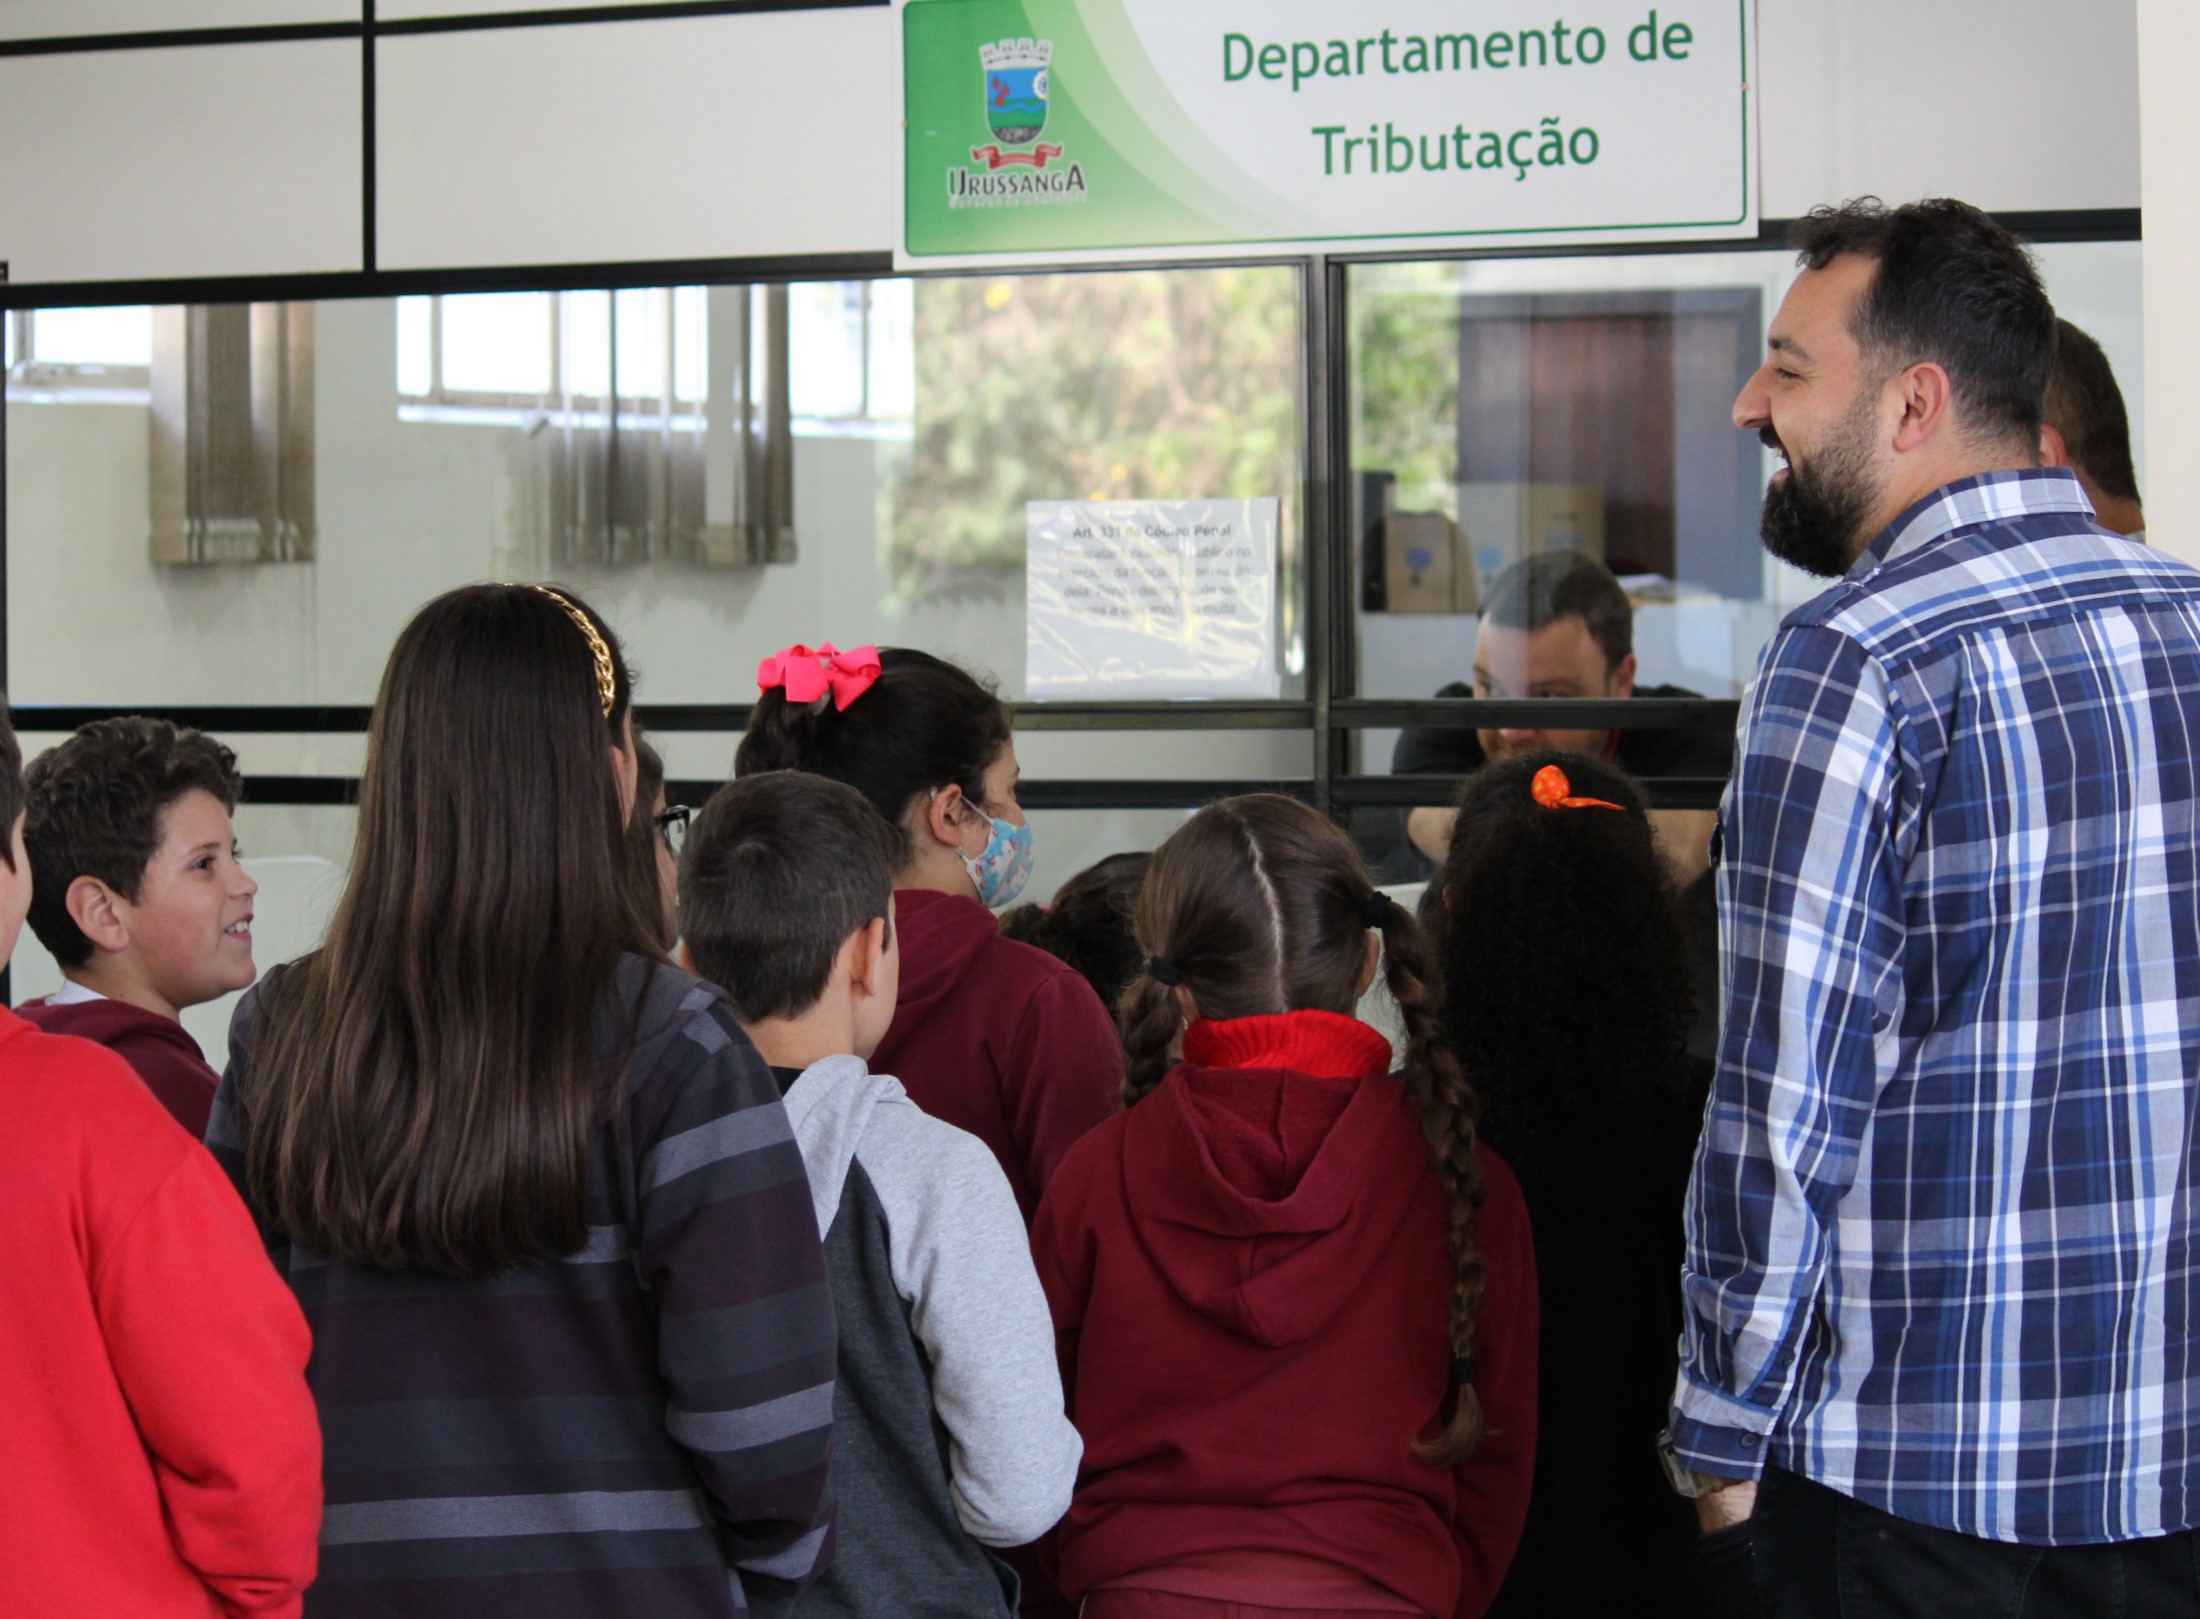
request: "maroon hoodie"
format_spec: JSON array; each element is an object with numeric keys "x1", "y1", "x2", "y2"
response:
[
  {"x1": 873, "y1": 888, "x2": 1122, "y2": 1221},
  {"x1": 15, "y1": 997, "x2": 221, "y2": 1140},
  {"x1": 1031, "y1": 1010, "x2": 1537, "y2": 1619}
]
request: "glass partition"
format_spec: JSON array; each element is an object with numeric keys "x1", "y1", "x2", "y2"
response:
[
  {"x1": 4, "y1": 233, "x2": 2145, "y2": 973},
  {"x1": 1340, "y1": 238, "x2": 2146, "y2": 878},
  {"x1": 6, "y1": 263, "x2": 1305, "y2": 714}
]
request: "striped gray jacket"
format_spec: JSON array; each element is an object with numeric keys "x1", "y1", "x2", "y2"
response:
[{"x1": 206, "y1": 956, "x2": 837, "y2": 1617}]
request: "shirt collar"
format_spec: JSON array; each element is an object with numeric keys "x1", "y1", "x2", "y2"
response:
[
  {"x1": 46, "y1": 978, "x2": 106, "y2": 1006},
  {"x1": 1854, "y1": 467, "x2": 2096, "y2": 577}
]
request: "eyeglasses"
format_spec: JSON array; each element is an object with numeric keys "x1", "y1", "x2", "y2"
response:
[{"x1": 654, "y1": 804, "x2": 692, "y2": 857}]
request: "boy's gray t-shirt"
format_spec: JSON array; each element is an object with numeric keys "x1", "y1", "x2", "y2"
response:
[{"x1": 772, "y1": 1056, "x2": 1080, "y2": 1618}]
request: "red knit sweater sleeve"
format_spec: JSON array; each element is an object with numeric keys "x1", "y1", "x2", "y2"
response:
[
  {"x1": 1003, "y1": 969, "x2": 1124, "y2": 1208},
  {"x1": 1450, "y1": 1148, "x2": 1538, "y2": 1619},
  {"x1": 93, "y1": 1144, "x2": 322, "y2": 1618}
]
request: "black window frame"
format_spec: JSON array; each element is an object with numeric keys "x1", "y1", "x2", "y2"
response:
[{"x1": 0, "y1": 5, "x2": 2144, "y2": 826}]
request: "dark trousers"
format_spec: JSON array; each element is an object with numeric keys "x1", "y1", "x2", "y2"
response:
[{"x1": 1704, "y1": 1467, "x2": 2200, "y2": 1619}]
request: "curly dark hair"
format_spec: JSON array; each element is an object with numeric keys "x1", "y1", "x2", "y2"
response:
[
  {"x1": 999, "y1": 851, "x2": 1150, "y2": 1015},
  {"x1": 24, "y1": 716, "x2": 245, "y2": 967},
  {"x1": 1426, "y1": 751, "x2": 1695, "y2": 1169}
]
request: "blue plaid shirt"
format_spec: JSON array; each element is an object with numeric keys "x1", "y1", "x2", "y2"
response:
[{"x1": 1673, "y1": 470, "x2": 2200, "y2": 1545}]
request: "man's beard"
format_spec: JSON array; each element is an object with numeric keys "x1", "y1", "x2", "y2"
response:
[{"x1": 1759, "y1": 404, "x2": 1883, "y2": 579}]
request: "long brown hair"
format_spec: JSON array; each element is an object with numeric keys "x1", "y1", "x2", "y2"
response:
[
  {"x1": 244, "y1": 584, "x2": 654, "y2": 1277},
  {"x1": 1117, "y1": 794, "x2": 1488, "y2": 1465}
]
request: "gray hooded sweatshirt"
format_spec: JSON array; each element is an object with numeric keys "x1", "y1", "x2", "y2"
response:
[{"x1": 775, "y1": 1055, "x2": 1081, "y2": 1618}]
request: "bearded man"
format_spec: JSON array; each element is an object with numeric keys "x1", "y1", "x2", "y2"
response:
[{"x1": 1667, "y1": 197, "x2": 2200, "y2": 1616}]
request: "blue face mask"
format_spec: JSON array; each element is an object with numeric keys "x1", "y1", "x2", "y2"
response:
[{"x1": 961, "y1": 812, "x2": 1035, "y2": 910}]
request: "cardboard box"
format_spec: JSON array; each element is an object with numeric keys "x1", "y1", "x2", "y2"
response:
[
  {"x1": 1457, "y1": 483, "x2": 1606, "y2": 598},
  {"x1": 1381, "y1": 512, "x2": 1474, "y2": 614}
]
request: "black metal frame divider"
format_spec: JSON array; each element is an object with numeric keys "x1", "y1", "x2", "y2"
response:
[{"x1": 0, "y1": 0, "x2": 2145, "y2": 836}]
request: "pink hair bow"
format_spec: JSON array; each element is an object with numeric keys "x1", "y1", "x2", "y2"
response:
[{"x1": 757, "y1": 642, "x2": 882, "y2": 711}]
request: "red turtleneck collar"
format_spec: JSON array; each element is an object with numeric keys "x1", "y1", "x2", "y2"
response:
[{"x1": 1180, "y1": 1008, "x2": 1392, "y2": 1080}]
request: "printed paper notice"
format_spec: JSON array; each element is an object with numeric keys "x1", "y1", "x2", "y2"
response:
[{"x1": 1027, "y1": 497, "x2": 1281, "y2": 699}]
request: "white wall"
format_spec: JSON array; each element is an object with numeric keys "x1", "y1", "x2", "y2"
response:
[
  {"x1": 0, "y1": 38, "x2": 362, "y2": 283},
  {"x1": 1759, "y1": 0, "x2": 2139, "y2": 217},
  {"x1": 2139, "y1": 0, "x2": 2195, "y2": 566},
  {"x1": 0, "y1": 0, "x2": 2144, "y2": 286}
]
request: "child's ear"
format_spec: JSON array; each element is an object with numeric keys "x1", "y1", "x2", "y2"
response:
[
  {"x1": 851, "y1": 917, "x2": 890, "y2": 997},
  {"x1": 1356, "y1": 930, "x2": 1381, "y2": 999},
  {"x1": 65, "y1": 876, "x2": 130, "y2": 954},
  {"x1": 920, "y1": 785, "x2": 966, "y2": 850}
]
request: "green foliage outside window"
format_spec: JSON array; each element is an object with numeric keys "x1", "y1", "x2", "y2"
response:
[{"x1": 885, "y1": 267, "x2": 1302, "y2": 615}]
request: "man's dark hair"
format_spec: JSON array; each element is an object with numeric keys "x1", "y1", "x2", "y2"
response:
[
  {"x1": 24, "y1": 717, "x2": 244, "y2": 967},
  {"x1": 0, "y1": 698, "x2": 21, "y2": 869},
  {"x1": 1789, "y1": 197, "x2": 2055, "y2": 447},
  {"x1": 2045, "y1": 318, "x2": 2141, "y2": 505},
  {"x1": 681, "y1": 769, "x2": 898, "y2": 1023},
  {"x1": 1480, "y1": 550, "x2": 1633, "y2": 671}
]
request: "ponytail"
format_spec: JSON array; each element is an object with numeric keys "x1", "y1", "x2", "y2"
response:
[
  {"x1": 734, "y1": 647, "x2": 1008, "y2": 861},
  {"x1": 1374, "y1": 895, "x2": 1488, "y2": 1465},
  {"x1": 1117, "y1": 967, "x2": 1182, "y2": 1106}
]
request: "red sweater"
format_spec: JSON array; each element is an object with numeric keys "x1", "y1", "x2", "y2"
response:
[
  {"x1": 1030, "y1": 1010, "x2": 1537, "y2": 1619},
  {"x1": 872, "y1": 888, "x2": 1122, "y2": 1220},
  {"x1": 18, "y1": 993, "x2": 221, "y2": 1138},
  {"x1": 0, "y1": 1007, "x2": 322, "y2": 1619}
]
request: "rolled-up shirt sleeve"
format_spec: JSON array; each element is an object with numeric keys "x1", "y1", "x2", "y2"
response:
[{"x1": 1671, "y1": 623, "x2": 1911, "y2": 1478}]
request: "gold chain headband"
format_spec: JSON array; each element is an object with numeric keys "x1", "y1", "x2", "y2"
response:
[{"x1": 528, "y1": 585, "x2": 618, "y2": 718}]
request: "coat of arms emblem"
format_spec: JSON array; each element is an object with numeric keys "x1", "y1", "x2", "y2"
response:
[{"x1": 981, "y1": 38, "x2": 1050, "y2": 145}]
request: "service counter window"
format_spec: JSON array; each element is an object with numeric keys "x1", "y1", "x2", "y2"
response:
[
  {"x1": 5, "y1": 263, "x2": 1309, "y2": 980},
  {"x1": 8, "y1": 264, "x2": 1303, "y2": 706},
  {"x1": 1340, "y1": 239, "x2": 2146, "y2": 880}
]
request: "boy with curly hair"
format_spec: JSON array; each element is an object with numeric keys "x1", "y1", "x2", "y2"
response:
[{"x1": 16, "y1": 716, "x2": 257, "y2": 1135}]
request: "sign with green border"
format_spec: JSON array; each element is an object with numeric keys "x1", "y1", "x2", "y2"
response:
[{"x1": 899, "y1": 0, "x2": 1756, "y2": 266}]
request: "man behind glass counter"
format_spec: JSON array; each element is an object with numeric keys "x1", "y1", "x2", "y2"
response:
[{"x1": 1396, "y1": 550, "x2": 1732, "y2": 889}]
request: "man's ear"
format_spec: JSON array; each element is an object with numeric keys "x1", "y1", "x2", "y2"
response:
[
  {"x1": 2040, "y1": 421, "x2": 2071, "y2": 469},
  {"x1": 66, "y1": 875, "x2": 130, "y2": 954},
  {"x1": 677, "y1": 940, "x2": 696, "y2": 973},
  {"x1": 1889, "y1": 361, "x2": 1955, "y2": 453},
  {"x1": 851, "y1": 916, "x2": 890, "y2": 998},
  {"x1": 1610, "y1": 651, "x2": 1638, "y2": 700}
]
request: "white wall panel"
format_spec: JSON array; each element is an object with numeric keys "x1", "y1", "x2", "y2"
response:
[
  {"x1": 375, "y1": 8, "x2": 895, "y2": 269},
  {"x1": 377, "y1": 0, "x2": 680, "y2": 16},
  {"x1": 1759, "y1": 0, "x2": 2138, "y2": 218},
  {"x1": 0, "y1": 40, "x2": 360, "y2": 282},
  {"x1": 2139, "y1": 0, "x2": 2196, "y2": 565},
  {"x1": 0, "y1": 1, "x2": 353, "y2": 40}
]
